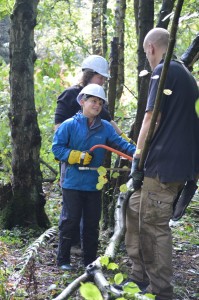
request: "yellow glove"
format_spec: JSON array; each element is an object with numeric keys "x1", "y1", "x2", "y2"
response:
[
  {"x1": 120, "y1": 132, "x2": 136, "y2": 145},
  {"x1": 68, "y1": 150, "x2": 93, "y2": 166}
]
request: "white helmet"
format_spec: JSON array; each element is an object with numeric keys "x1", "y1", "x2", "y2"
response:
[
  {"x1": 81, "y1": 55, "x2": 110, "y2": 78},
  {"x1": 77, "y1": 83, "x2": 107, "y2": 104}
]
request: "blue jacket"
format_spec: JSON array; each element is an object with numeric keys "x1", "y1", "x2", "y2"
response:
[{"x1": 52, "y1": 113, "x2": 136, "y2": 191}]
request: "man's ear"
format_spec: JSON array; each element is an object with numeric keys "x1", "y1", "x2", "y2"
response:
[{"x1": 149, "y1": 43, "x2": 155, "y2": 55}]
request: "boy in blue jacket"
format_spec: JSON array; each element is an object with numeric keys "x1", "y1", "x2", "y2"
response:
[{"x1": 52, "y1": 83, "x2": 136, "y2": 270}]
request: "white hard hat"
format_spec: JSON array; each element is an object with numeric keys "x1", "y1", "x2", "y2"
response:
[
  {"x1": 77, "y1": 84, "x2": 107, "y2": 104},
  {"x1": 81, "y1": 55, "x2": 110, "y2": 78}
]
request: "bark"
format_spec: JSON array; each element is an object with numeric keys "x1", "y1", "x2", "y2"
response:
[
  {"x1": 130, "y1": 0, "x2": 175, "y2": 142},
  {"x1": 102, "y1": 0, "x2": 108, "y2": 57},
  {"x1": 181, "y1": 33, "x2": 199, "y2": 71},
  {"x1": 108, "y1": 37, "x2": 119, "y2": 119},
  {"x1": 156, "y1": 0, "x2": 176, "y2": 28},
  {"x1": 2, "y1": 0, "x2": 50, "y2": 229},
  {"x1": 114, "y1": 0, "x2": 126, "y2": 100},
  {"x1": 92, "y1": 0, "x2": 102, "y2": 55},
  {"x1": 100, "y1": 38, "x2": 119, "y2": 230},
  {"x1": 130, "y1": 0, "x2": 154, "y2": 142}
]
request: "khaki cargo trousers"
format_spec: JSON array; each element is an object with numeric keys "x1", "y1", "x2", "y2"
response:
[{"x1": 125, "y1": 176, "x2": 184, "y2": 300}]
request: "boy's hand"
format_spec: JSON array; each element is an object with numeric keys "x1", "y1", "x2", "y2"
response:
[{"x1": 68, "y1": 150, "x2": 93, "y2": 165}]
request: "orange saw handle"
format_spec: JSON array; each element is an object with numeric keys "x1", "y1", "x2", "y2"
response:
[{"x1": 89, "y1": 144, "x2": 133, "y2": 161}]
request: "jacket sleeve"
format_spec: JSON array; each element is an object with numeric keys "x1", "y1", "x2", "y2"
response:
[
  {"x1": 105, "y1": 122, "x2": 136, "y2": 156},
  {"x1": 52, "y1": 121, "x2": 72, "y2": 161}
]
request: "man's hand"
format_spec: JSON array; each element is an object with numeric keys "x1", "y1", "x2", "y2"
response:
[
  {"x1": 130, "y1": 157, "x2": 144, "y2": 190},
  {"x1": 68, "y1": 150, "x2": 93, "y2": 166}
]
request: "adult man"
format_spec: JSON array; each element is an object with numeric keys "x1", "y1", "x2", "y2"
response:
[{"x1": 125, "y1": 28, "x2": 199, "y2": 300}]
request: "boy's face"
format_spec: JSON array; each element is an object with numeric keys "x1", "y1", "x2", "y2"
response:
[{"x1": 81, "y1": 96, "x2": 103, "y2": 118}]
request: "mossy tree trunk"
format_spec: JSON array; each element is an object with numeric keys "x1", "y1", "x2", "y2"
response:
[{"x1": 1, "y1": 0, "x2": 50, "y2": 229}]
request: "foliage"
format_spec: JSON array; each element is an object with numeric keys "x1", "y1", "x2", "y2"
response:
[
  {"x1": 0, "y1": 62, "x2": 11, "y2": 184},
  {"x1": 0, "y1": 0, "x2": 198, "y2": 185},
  {"x1": 195, "y1": 99, "x2": 199, "y2": 117},
  {"x1": 80, "y1": 282, "x2": 103, "y2": 300},
  {"x1": 0, "y1": 0, "x2": 14, "y2": 19}
]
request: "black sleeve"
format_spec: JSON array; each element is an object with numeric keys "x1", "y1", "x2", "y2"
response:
[
  {"x1": 54, "y1": 86, "x2": 82, "y2": 124},
  {"x1": 100, "y1": 104, "x2": 112, "y2": 122}
]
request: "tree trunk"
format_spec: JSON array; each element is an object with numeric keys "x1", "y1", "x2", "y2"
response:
[
  {"x1": 130, "y1": 0, "x2": 154, "y2": 142},
  {"x1": 92, "y1": 0, "x2": 102, "y2": 55},
  {"x1": 1, "y1": 0, "x2": 50, "y2": 229},
  {"x1": 114, "y1": 0, "x2": 126, "y2": 100},
  {"x1": 156, "y1": 0, "x2": 175, "y2": 28},
  {"x1": 130, "y1": 0, "x2": 175, "y2": 142},
  {"x1": 181, "y1": 33, "x2": 199, "y2": 71},
  {"x1": 102, "y1": 0, "x2": 108, "y2": 57}
]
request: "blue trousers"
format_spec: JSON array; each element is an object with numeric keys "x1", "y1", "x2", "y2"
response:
[{"x1": 57, "y1": 189, "x2": 102, "y2": 266}]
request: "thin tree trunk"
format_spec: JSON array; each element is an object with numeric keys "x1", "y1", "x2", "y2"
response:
[
  {"x1": 131, "y1": 0, "x2": 154, "y2": 142},
  {"x1": 131, "y1": 0, "x2": 175, "y2": 142},
  {"x1": 156, "y1": 0, "x2": 176, "y2": 28},
  {"x1": 181, "y1": 33, "x2": 199, "y2": 71},
  {"x1": 3, "y1": 0, "x2": 50, "y2": 229},
  {"x1": 115, "y1": 0, "x2": 126, "y2": 100},
  {"x1": 92, "y1": 0, "x2": 102, "y2": 55},
  {"x1": 102, "y1": 0, "x2": 108, "y2": 57}
]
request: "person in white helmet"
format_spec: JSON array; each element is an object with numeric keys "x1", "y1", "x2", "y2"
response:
[
  {"x1": 52, "y1": 84, "x2": 136, "y2": 270},
  {"x1": 54, "y1": 54, "x2": 132, "y2": 142},
  {"x1": 54, "y1": 55, "x2": 134, "y2": 254}
]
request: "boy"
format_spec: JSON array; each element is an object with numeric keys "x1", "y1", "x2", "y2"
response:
[{"x1": 52, "y1": 83, "x2": 136, "y2": 270}]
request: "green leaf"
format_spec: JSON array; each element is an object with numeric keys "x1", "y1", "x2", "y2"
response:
[
  {"x1": 123, "y1": 282, "x2": 140, "y2": 295},
  {"x1": 96, "y1": 182, "x2": 104, "y2": 190},
  {"x1": 107, "y1": 262, "x2": 119, "y2": 270},
  {"x1": 114, "y1": 273, "x2": 124, "y2": 285},
  {"x1": 100, "y1": 255, "x2": 109, "y2": 266},
  {"x1": 195, "y1": 99, "x2": 199, "y2": 117},
  {"x1": 163, "y1": 89, "x2": 172, "y2": 95},
  {"x1": 98, "y1": 175, "x2": 108, "y2": 184},
  {"x1": 119, "y1": 184, "x2": 128, "y2": 193},
  {"x1": 144, "y1": 293, "x2": 156, "y2": 299},
  {"x1": 80, "y1": 282, "x2": 103, "y2": 300},
  {"x1": 112, "y1": 172, "x2": 119, "y2": 178},
  {"x1": 97, "y1": 166, "x2": 107, "y2": 175},
  {"x1": 139, "y1": 70, "x2": 150, "y2": 77}
]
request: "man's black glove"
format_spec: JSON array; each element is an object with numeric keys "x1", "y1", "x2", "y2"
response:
[{"x1": 130, "y1": 157, "x2": 144, "y2": 190}]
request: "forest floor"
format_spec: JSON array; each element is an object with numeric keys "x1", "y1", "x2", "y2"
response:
[{"x1": 1, "y1": 183, "x2": 199, "y2": 300}]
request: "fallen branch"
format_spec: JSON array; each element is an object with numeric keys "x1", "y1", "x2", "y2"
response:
[{"x1": 105, "y1": 179, "x2": 133, "y2": 258}]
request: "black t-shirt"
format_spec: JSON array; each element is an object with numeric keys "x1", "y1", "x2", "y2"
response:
[
  {"x1": 145, "y1": 60, "x2": 199, "y2": 182},
  {"x1": 54, "y1": 85, "x2": 112, "y2": 124}
]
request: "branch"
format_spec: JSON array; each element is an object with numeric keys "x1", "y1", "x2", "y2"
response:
[
  {"x1": 139, "y1": 0, "x2": 185, "y2": 170},
  {"x1": 181, "y1": 33, "x2": 199, "y2": 70},
  {"x1": 105, "y1": 179, "x2": 133, "y2": 258},
  {"x1": 40, "y1": 158, "x2": 58, "y2": 176}
]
